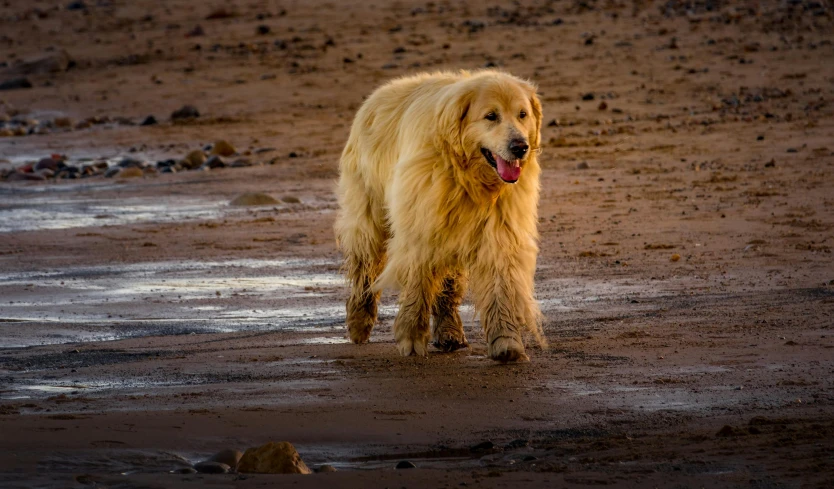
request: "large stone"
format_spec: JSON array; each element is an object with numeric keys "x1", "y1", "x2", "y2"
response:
[
  {"x1": 229, "y1": 192, "x2": 279, "y2": 206},
  {"x1": 237, "y1": 442, "x2": 311, "y2": 474}
]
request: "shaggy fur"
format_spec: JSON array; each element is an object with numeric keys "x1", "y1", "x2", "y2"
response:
[{"x1": 334, "y1": 70, "x2": 545, "y2": 362}]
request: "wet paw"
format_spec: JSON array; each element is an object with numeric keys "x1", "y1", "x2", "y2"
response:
[
  {"x1": 488, "y1": 336, "x2": 529, "y2": 363},
  {"x1": 347, "y1": 319, "x2": 373, "y2": 344},
  {"x1": 433, "y1": 328, "x2": 469, "y2": 352},
  {"x1": 396, "y1": 335, "x2": 429, "y2": 357}
]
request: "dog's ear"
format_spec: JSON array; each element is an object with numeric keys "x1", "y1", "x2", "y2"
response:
[
  {"x1": 438, "y1": 88, "x2": 473, "y2": 160},
  {"x1": 529, "y1": 91, "x2": 543, "y2": 149}
]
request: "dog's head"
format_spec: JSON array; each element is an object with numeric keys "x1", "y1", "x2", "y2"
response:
[{"x1": 440, "y1": 71, "x2": 542, "y2": 185}]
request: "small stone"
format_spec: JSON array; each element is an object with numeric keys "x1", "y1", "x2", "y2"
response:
[
  {"x1": 53, "y1": 117, "x2": 73, "y2": 128},
  {"x1": 207, "y1": 449, "x2": 243, "y2": 470},
  {"x1": 238, "y1": 441, "x2": 311, "y2": 474},
  {"x1": 170, "y1": 467, "x2": 198, "y2": 474},
  {"x1": 228, "y1": 158, "x2": 252, "y2": 167},
  {"x1": 316, "y1": 464, "x2": 337, "y2": 473},
  {"x1": 0, "y1": 78, "x2": 33, "y2": 91},
  {"x1": 206, "y1": 7, "x2": 236, "y2": 20},
  {"x1": 281, "y1": 195, "x2": 300, "y2": 204},
  {"x1": 598, "y1": 101, "x2": 608, "y2": 111},
  {"x1": 256, "y1": 25, "x2": 271, "y2": 35},
  {"x1": 504, "y1": 439, "x2": 529, "y2": 450},
  {"x1": 140, "y1": 115, "x2": 158, "y2": 126},
  {"x1": 117, "y1": 167, "x2": 144, "y2": 179},
  {"x1": 395, "y1": 461, "x2": 416, "y2": 469},
  {"x1": 34, "y1": 158, "x2": 59, "y2": 171},
  {"x1": 230, "y1": 192, "x2": 279, "y2": 206},
  {"x1": 194, "y1": 461, "x2": 230, "y2": 474},
  {"x1": 171, "y1": 105, "x2": 200, "y2": 121},
  {"x1": 104, "y1": 167, "x2": 121, "y2": 178},
  {"x1": 66, "y1": 1, "x2": 86, "y2": 10},
  {"x1": 670, "y1": 253, "x2": 681, "y2": 262},
  {"x1": 764, "y1": 159, "x2": 776, "y2": 168},
  {"x1": 203, "y1": 155, "x2": 225, "y2": 169},
  {"x1": 186, "y1": 25, "x2": 206, "y2": 37},
  {"x1": 582, "y1": 92, "x2": 595, "y2": 101},
  {"x1": 75, "y1": 120, "x2": 91, "y2": 130},
  {"x1": 211, "y1": 140, "x2": 236, "y2": 157},
  {"x1": 183, "y1": 150, "x2": 206, "y2": 169},
  {"x1": 576, "y1": 161, "x2": 590, "y2": 170},
  {"x1": 118, "y1": 157, "x2": 145, "y2": 168}
]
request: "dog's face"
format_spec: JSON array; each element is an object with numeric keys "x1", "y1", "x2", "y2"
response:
[{"x1": 455, "y1": 76, "x2": 542, "y2": 185}]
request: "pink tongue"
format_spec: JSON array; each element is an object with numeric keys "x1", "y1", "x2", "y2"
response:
[{"x1": 495, "y1": 154, "x2": 521, "y2": 182}]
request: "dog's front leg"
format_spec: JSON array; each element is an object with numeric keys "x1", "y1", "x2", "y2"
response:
[
  {"x1": 394, "y1": 267, "x2": 442, "y2": 357},
  {"x1": 470, "y1": 244, "x2": 539, "y2": 363}
]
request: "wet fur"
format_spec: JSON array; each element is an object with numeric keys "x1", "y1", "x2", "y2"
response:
[{"x1": 334, "y1": 70, "x2": 546, "y2": 362}]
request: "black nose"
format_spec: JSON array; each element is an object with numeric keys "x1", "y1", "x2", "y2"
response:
[{"x1": 509, "y1": 139, "x2": 529, "y2": 159}]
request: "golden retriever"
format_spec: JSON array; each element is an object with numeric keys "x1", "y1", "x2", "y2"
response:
[{"x1": 334, "y1": 70, "x2": 545, "y2": 362}]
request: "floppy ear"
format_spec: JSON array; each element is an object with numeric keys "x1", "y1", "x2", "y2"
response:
[
  {"x1": 437, "y1": 88, "x2": 473, "y2": 161},
  {"x1": 529, "y1": 91, "x2": 543, "y2": 150}
]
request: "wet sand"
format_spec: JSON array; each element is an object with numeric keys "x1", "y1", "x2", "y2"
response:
[{"x1": 1, "y1": 1, "x2": 833, "y2": 487}]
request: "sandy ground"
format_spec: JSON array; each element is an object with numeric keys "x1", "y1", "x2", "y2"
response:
[{"x1": 1, "y1": 0, "x2": 833, "y2": 487}]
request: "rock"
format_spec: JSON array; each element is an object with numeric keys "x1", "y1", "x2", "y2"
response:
[
  {"x1": 170, "y1": 467, "x2": 197, "y2": 474},
  {"x1": 207, "y1": 449, "x2": 243, "y2": 470},
  {"x1": 228, "y1": 158, "x2": 252, "y2": 168},
  {"x1": 237, "y1": 442, "x2": 311, "y2": 474},
  {"x1": 54, "y1": 117, "x2": 73, "y2": 128},
  {"x1": 256, "y1": 25, "x2": 271, "y2": 35},
  {"x1": 171, "y1": 105, "x2": 200, "y2": 121},
  {"x1": 140, "y1": 115, "x2": 157, "y2": 126},
  {"x1": 104, "y1": 167, "x2": 121, "y2": 178},
  {"x1": 211, "y1": 140, "x2": 236, "y2": 157},
  {"x1": 186, "y1": 25, "x2": 206, "y2": 37},
  {"x1": 470, "y1": 441, "x2": 495, "y2": 452},
  {"x1": 670, "y1": 253, "x2": 681, "y2": 262},
  {"x1": 75, "y1": 120, "x2": 92, "y2": 130},
  {"x1": 315, "y1": 464, "x2": 337, "y2": 473},
  {"x1": 118, "y1": 157, "x2": 145, "y2": 169},
  {"x1": 206, "y1": 7, "x2": 236, "y2": 20},
  {"x1": 598, "y1": 101, "x2": 608, "y2": 111},
  {"x1": 66, "y1": 1, "x2": 86, "y2": 10},
  {"x1": 504, "y1": 439, "x2": 530, "y2": 450},
  {"x1": 0, "y1": 128, "x2": 14, "y2": 137},
  {"x1": 576, "y1": 161, "x2": 590, "y2": 170},
  {"x1": 281, "y1": 195, "x2": 300, "y2": 204},
  {"x1": 194, "y1": 461, "x2": 230, "y2": 474},
  {"x1": 582, "y1": 92, "x2": 595, "y2": 101},
  {"x1": 230, "y1": 192, "x2": 279, "y2": 206},
  {"x1": 16, "y1": 50, "x2": 73, "y2": 75},
  {"x1": 395, "y1": 461, "x2": 416, "y2": 469},
  {"x1": 34, "y1": 158, "x2": 59, "y2": 171},
  {"x1": 203, "y1": 155, "x2": 225, "y2": 169},
  {"x1": 183, "y1": 150, "x2": 206, "y2": 169},
  {"x1": 0, "y1": 78, "x2": 33, "y2": 91},
  {"x1": 117, "y1": 167, "x2": 144, "y2": 179}
]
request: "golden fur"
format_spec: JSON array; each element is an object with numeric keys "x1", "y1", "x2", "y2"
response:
[{"x1": 334, "y1": 70, "x2": 545, "y2": 362}]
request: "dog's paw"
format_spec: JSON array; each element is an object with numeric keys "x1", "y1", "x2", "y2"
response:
[
  {"x1": 488, "y1": 336, "x2": 529, "y2": 363},
  {"x1": 347, "y1": 320, "x2": 373, "y2": 344},
  {"x1": 433, "y1": 328, "x2": 469, "y2": 352},
  {"x1": 396, "y1": 335, "x2": 429, "y2": 357}
]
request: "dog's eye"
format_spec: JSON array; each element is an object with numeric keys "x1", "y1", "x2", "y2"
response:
[
  {"x1": 519, "y1": 110, "x2": 527, "y2": 119},
  {"x1": 484, "y1": 112, "x2": 497, "y2": 122}
]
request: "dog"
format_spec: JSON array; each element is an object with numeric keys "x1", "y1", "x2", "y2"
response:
[{"x1": 334, "y1": 70, "x2": 545, "y2": 362}]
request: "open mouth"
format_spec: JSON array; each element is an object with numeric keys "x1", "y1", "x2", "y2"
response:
[{"x1": 480, "y1": 148, "x2": 521, "y2": 184}]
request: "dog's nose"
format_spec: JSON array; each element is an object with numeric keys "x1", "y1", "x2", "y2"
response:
[{"x1": 509, "y1": 139, "x2": 529, "y2": 159}]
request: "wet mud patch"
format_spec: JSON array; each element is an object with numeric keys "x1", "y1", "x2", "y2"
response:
[{"x1": 0, "y1": 349, "x2": 170, "y2": 372}]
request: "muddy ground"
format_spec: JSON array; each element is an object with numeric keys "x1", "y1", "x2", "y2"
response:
[{"x1": 1, "y1": 0, "x2": 833, "y2": 487}]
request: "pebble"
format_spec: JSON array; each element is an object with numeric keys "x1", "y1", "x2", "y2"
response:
[
  {"x1": 576, "y1": 161, "x2": 590, "y2": 170},
  {"x1": 118, "y1": 157, "x2": 145, "y2": 169},
  {"x1": 186, "y1": 25, "x2": 206, "y2": 37},
  {"x1": 194, "y1": 461, "x2": 230, "y2": 474},
  {"x1": 582, "y1": 92, "x2": 595, "y2": 101},
  {"x1": 66, "y1": 1, "x2": 87, "y2": 11},
  {"x1": 203, "y1": 155, "x2": 226, "y2": 169},
  {"x1": 0, "y1": 78, "x2": 33, "y2": 91},
  {"x1": 504, "y1": 439, "x2": 530, "y2": 449},
  {"x1": 183, "y1": 150, "x2": 206, "y2": 169},
  {"x1": 171, "y1": 105, "x2": 200, "y2": 121},
  {"x1": 117, "y1": 167, "x2": 144, "y2": 178},
  {"x1": 237, "y1": 441, "x2": 311, "y2": 474},
  {"x1": 211, "y1": 140, "x2": 236, "y2": 157},
  {"x1": 256, "y1": 25, "x2": 271, "y2": 35},
  {"x1": 470, "y1": 441, "x2": 495, "y2": 452},
  {"x1": 34, "y1": 158, "x2": 59, "y2": 171},
  {"x1": 230, "y1": 192, "x2": 279, "y2": 206},
  {"x1": 316, "y1": 464, "x2": 337, "y2": 473},
  {"x1": 395, "y1": 461, "x2": 416, "y2": 469},
  {"x1": 670, "y1": 253, "x2": 681, "y2": 262},
  {"x1": 207, "y1": 449, "x2": 243, "y2": 470},
  {"x1": 140, "y1": 115, "x2": 158, "y2": 126}
]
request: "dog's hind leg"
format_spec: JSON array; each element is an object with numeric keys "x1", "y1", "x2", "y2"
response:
[
  {"x1": 335, "y1": 171, "x2": 387, "y2": 344},
  {"x1": 431, "y1": 269, "x2": 469, "y2": 352}
]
